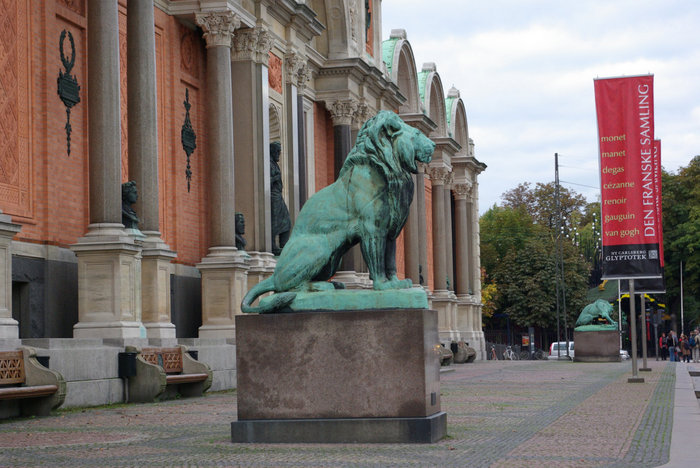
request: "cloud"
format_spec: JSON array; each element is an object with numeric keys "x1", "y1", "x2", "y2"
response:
[{"x1": 382, "y1": 0, "x2": 700, "y2": 211}]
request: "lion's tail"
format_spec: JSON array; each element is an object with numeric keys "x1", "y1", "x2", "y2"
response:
[{"x1": 241, "y1": 276, "x2": 297, "y2": 314}]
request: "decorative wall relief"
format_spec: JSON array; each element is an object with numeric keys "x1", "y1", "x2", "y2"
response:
[
  {"x1": 181, "y1": 89, "x2": 197, "y2": 192},
  {"x1": 268, "y1": 52, "x2": 282, "y2": 94},
  {"x1": 57, "y1": 30, "x2": 81, "y2": 156}
]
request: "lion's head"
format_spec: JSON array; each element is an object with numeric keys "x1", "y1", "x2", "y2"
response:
[{"x1": 340, "y1": 111, "x2": 435, "y2": 180}]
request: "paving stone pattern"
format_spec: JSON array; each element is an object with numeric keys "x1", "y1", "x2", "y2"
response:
[{"x1": 0, "y1": 360, "x2": 674, "y2": 467}]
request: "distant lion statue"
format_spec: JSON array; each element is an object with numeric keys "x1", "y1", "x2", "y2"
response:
[
  {"x1": 575, "y1": 299, "x2": 618, "y2": 328},
  {"x1": 242, "y1": 111, "x2": 435, "y2": 313}
]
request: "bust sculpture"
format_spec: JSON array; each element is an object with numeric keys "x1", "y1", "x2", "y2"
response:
[
  {"x1": 242, "y1": 111, "x2": 435, "y2": 314},
  {"x1": 235, "y1": 212, "x2": 247, "y2": 251},
  {"x1": 121, "y1": 181, "x2": 140, "y2": 229},
  {"x1": 269, "y1": 141, "x2": 291, "y2": 255}
]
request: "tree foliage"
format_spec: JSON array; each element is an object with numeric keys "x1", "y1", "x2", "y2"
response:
[
  {"x1": 661, "y1": 156, "x2": 700, "y2": 328},
  {"x1": 480, "y1": 182, "x2": 592, "y2": 332},
  {"x1": 501, "y1": 182, "x2": 587, "y2": 231}
]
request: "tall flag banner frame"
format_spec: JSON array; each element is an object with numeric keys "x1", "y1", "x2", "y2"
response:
[{"x1": 594, "y1": 74, "x2": 662, "y2": 280}]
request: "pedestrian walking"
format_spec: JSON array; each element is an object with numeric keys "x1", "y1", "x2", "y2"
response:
[
  {"x1": 667, "y1": 331, "x2": 677, "y2": 362},
  {"x1": 659, "y1": 332, "x2": 667, "y2": 360},
  {"x1": 691, "y1": 330, "x2": 700, "y2": 363},
  {"x1": 679, "y1": 334, "x2": 691, "y2": 363}
]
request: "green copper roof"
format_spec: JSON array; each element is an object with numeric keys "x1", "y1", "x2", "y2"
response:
[
  {"x1": 445, "y1": 96, "x2": 456, "y2": 131},
  {"x1": 382, "y1": 38, "x2": 399, "y2": 77},
  {"x1": 417, "y1": 70, "x2": 429, "y2": 102}
]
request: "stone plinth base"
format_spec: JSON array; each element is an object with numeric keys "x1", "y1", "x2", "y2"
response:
[
  {"x1": 259, "y1": 287, "x2": 428, "y2": 312},
  {"x1": 233, "y1": 308, "x2": 444, "y2": 443},
  {"x1": 231, "y1": 412, "x2": 447, "y2": 443},
  {"x1": 574, "y1": 329, "x2": 621, "y2": 362},
  {"x1": 197, "y1": 247, "x2": 249, "y2": 339}
]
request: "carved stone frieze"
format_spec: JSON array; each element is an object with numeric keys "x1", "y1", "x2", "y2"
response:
[
  {"x1": 326, "y1": 99, "x2": 359, "y2": 126},
  {"x1": 232, "y1": 27, "x2": 274, "y2": 65},
  {"x1": 268, "y1": 53, "x2": 283, "y2": 94},
  {"x1": 195, "y1": 11, "x2": 240, "y2": 49}
]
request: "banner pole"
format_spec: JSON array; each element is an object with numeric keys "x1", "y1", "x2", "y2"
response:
[
  {"x1": 680, "y1": 261, "x2": 684, "y2": 335},
  {"x1": 628, "y1": 279, "x2": 643, "y2": 382},
  {"x1": 640, "y1": 293, "x2": 650, "y2": 371}
]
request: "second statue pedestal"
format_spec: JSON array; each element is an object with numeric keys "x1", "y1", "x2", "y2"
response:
[
  {"x1": 573, "y1": 329, "x2": 621, "y2": 362},
  {"x1": 231, "y1": 308, "x2": 446, "y2": 443}
]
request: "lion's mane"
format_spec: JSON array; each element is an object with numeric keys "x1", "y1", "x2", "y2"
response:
[{"x1": 339, "y1": 113, "x2": 415, "y2": 237}]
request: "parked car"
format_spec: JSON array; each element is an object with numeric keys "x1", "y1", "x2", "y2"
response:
[
  {"x1": 548, "y1": 341, "x2": 575, "y2": 360},
  {"x1": 620, "y1": 349, "x2": 630, "y2": 360}
]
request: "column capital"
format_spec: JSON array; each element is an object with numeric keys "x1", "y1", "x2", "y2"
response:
[
  {"x1": 353, "y1": 100, "x2": 370, "y2": 130},
  {"x1": 284, "y1": 52, "x2": 312, "y2": 89},
  {"x1": 195, "y1": 11, "x2": 240, "y2": 48},
  {"x1": 452, "y1": 182, "x2": 472, "y2": 200},
  {"x1": 428, "y1": 166, "x2": 451, "y2": 186},
  {"x1": 326, "y1": 99, "x2": 359, "y2": 126},
  {"x1": 232, "y1": 27, "x2": 274, "y2": 65}
]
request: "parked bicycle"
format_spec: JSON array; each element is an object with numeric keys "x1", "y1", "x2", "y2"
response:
[{"x1": 503, "y1": 346, "x2": 519, "y2": 360}]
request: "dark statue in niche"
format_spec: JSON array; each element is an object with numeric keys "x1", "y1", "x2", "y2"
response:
[
  {"x1": 269, "y1": 141, "x2": 291, "y2": 255},
  {"x1": 122, "y1": 181, "x2": 140, "y2": 229},
  {"x1": 235, "y1": 212, "x2": 246, "y2": 251}
]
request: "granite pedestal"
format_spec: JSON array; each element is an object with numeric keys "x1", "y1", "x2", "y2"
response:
[
  {"x1": 231, "y1": 308, "x2": 446, "y2": 443},
  {"x1": 574, "y1": 329, "x2": 621, "y2": 362}
]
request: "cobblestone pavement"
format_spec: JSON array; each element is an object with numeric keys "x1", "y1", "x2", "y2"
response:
[{"x1": 0, "y1": 360, "x2": 675, "y2": 467}]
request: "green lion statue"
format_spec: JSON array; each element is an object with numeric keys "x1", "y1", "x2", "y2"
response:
[
  {"x1": 241, "y1": 111, "x2": 435, "y2": 313},
  {"x1": 575, "y1": 299, "x2": 618, "y2": 329}
]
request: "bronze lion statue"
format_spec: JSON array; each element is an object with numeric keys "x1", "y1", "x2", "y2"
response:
[
  {"x1": 242, "y1": 111, "x2": 435, "y2": 313},
  {"x1": 575, "y1": 299, "x2": 618, "y2": 328}
]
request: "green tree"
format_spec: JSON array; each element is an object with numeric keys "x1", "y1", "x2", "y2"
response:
[
  {"x1": 479, "y1": 205, "x2": 538, "y2": 276},
  {"x1": 662, "y1": 156, "x2": 700, "y2": 329},
  {"x1": 481, "y1": 182, "x2": 593, "y2": 337},
  {"x1": 501, "y1": 182, "x2": 587, "y2": 232},
  {"x1": 494, "y1": 234, "x2": 589, "y2": 328}
]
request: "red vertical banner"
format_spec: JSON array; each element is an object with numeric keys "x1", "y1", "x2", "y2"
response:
[
  {"x1": 594, "y1": 75, "x2": 662, "y2": 279},
  {"x1": 653, "y1": 139, "x2": 664, "y2": 267}
]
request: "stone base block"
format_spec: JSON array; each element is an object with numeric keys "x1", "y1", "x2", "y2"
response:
[
  {"x1": 231, "y1": 412, "x2": 447, "y2": 443},
  {"x1": 574, "y1": 329, "x2": 621, "y2": 362},
  {"x1": 235, "y1": 308, "x2": 441, "y2": 420}
]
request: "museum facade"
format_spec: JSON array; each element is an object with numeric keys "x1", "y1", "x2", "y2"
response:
[{"x1": 0, "y1": 0, "x2": 486, "y2": 405}]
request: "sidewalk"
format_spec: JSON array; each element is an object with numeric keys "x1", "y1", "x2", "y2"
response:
[{"x1": 0, "y1": 359, "x2": 695, "y2": 467}]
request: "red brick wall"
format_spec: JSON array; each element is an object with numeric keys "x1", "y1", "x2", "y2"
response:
[
  {"x1": 395, "y1": 230, "x2": 405, "y2": 280},
  {"x1": 2, "y1": 0, "x2": 90, "y2": 246},
  {"x1": 313, "y1": 102, "x2": 334, "y2": 191},
  {"x1": 0, "y1": 3, "x2": 211, "y2": 265},
  {"x1": 155, "y1": 10, "x2": 209, "y2": 265}
]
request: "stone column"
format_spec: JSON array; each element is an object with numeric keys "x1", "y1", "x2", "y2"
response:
[
  {"x1": 71, "y1": 0, "x2": 142, "y2": 339},
  {"x1": 403, "y1": 174, "x2": 420, "y2": 286},
  {"x1": 428, "y1": 165, "x2": 452, "y2": 342},
  {"x1": 428, "y1": 166, "x2": 449, "y2": 292},
  {"x1": 283, "y1": 52, "x2": 311, "y2": 220},
  {"x1": 444, "y1": 173, "x2": 454, "y2": 291},
  {"x1": 0, "y1": 213, "x2": 20, "y2": 341},
  {"x1": 127, "y1": 0, "x2": 176, "y2": 340},
  {"x1": 231, "y1": 26, "x2": 274, "y2": 289},
  {"x1": 416, "y1": 164, "x2": 429, "y2": 288},
  {"x1": 470, "y1": 179, "x2": 486, "y2": 358},
  {"x1": 453, "y1": 181, "x2": 474, "y2": 346},
  {"x1": 195, "y1": 11, "x2": 249, "y2": 339},
  {"x1": 232, "y1": 27, "x2": 274, "y2": 253},
  {"x1": 452, "y1": 183, "x2": 471, "y2": 297},
  {"x1": 326, "y1": 99, "x2": 362, "y2": 286}
]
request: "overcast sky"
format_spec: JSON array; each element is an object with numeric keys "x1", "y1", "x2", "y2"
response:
[{"x1": 381, "y1": 0, "x2": 700, "y2": 214}]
